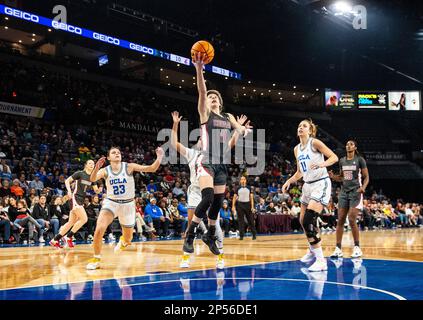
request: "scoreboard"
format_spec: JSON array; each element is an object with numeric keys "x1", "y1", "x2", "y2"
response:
[{"x1": 326, "y1": 90, "x2": 421, "y2": 111}]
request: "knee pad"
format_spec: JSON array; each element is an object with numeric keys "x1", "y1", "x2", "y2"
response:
[
  {"x1": 208, "y1": 194, "x2": 225, "y2": 220},
  {"x1": 194, "y1": 188, "x2": 214, "y2": 219},
  {"x1": 303, "y1": 209, "x2": 321, "y2": 245}
]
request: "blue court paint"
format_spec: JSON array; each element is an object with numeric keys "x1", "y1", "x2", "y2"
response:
[{"x1": 1, "y1": 259, "x2": 422, "y2": 300}]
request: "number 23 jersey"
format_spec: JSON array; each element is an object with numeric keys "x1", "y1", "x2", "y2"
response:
[{"x1": 105, "y1": 162, "x2": 135, "y2": 200}]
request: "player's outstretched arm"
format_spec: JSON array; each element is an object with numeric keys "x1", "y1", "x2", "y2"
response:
[
  {"x1": 227, "y1": 113, "x2": 253, "y2": 137},
  {"x1": 90, "y1": 157, "x2": 106, "y2": 182},
  {"x1": 228, "y1": 114, "x2": 251, "y2": 149},
  {"x1": 128, "y1": 147, "x2": 164, "y2": 173},
  {"x1": 170, "y1": 111, "x2": 188, "y2": 158},
  {"x1": 193, "y1": 52, "x2": 208, "y2": 123}
]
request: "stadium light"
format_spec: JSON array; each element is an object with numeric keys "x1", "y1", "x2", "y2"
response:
[{"x1": 333, "y1": 1, "x2": 353, "y2": 15}]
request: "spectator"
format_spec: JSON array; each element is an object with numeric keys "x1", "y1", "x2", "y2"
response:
[
  {"x1": 169, "y1": 198, "x2": 186, "y2": 237},
  {"x1": 10, "y1": 179, "x2": 24, "y2": 199},
  {"x1": 0, "y1": 205, "x2": 12, "y2": 243},
  {"x1": 14, "y1": 199, "x2": 42, "y2": 244},
  {"x1": 177, "y1": 197, "x2": 188, "y2": 220},
  {"x1": 31, "y1": 194, "x2": 50, "y2": 243},
  {"x1": 266, "y1": 202, "x2": 277, "y2": 214},
  {"x1": 0, "y1": 180, "x2": 12, "y2": 198},
  {"x1": 48, "y1": 196, "x2": 63, "y2": 235},
  {"x1": 157, "y1": 199, "x2": 171, "y2": 238},
  {"x1": 29, "y1": 174, "x2": 44, "y2": 195},
  {"x1": 255, "y1": 198, "x2": 267, "y2": 214},
  {"x1": 144, "y1": 198, "x2": 168, "y2": 238},
  {"x1": 219, "y1": 200, "x2": 232, "y2": 236},
  {"x1": 85, "y1": 195, "x2": 101, "y2": 240},
  {"x1": 172, "y1": 181, "x2": 185, "y2": 198},
  {"x1": 147, "y1": 180, "x2": 158, "y2": 193}
]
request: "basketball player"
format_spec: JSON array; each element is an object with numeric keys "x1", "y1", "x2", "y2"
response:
[
  {"x1": 50, "y1": 160, "x2": 102, "y2": 249},
  {"x1": 171, "y1": 111, "x2": 246, "y2": 269},
  {"x1": 329, "y1": 140, "x2": 369, "y2": 258},
  {"x1": 182, "y1": 52, "x2": 252, "y2": 257},
  {"x1": 282, "y1": 119, "x2": 338, "y2": 271},
  {"x1": 86, "y1": 146, "x2": 164, "y2": 270},
  {"x1": 232, "y1": 176, "x2": 256, "y2": 240}
]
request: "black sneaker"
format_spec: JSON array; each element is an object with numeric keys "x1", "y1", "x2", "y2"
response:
[
  {"x1": 252, "y1": 235, "x2": 257, "y2": 240},
  {"x1": 201, "y1": 233, "x2": 220, "y2": 255},
  {"x1": 239, "y1": 236, "x2": 244, "y2": 240},
  {"x1": 183, "y1": 234, "x2": 195, "y2": 253}
]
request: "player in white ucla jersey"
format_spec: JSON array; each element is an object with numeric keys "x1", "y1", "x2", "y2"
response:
[
  {"x1": 282, "y1": 119, "x2": 338, "y2": 272},
  {"x1": 170, "y1": 111, "x2": 246, "y2": 269},
  {"x1": 86, "y1": 146, "x2": 164, "y2": 270}
]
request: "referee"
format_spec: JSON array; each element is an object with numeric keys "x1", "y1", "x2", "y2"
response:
[{"x1": 232, "y1": 176, "x2": 257, "y2": 240}]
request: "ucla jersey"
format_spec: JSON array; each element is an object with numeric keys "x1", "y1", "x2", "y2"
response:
[
  {"x1": 184, "y1": 147, "x2": 200, "y2": 189},
  {"x1": 296, "y1": 138, "x2": 328, "y2": 183},
  {"x1": 105, "y1": 162, "x2": 135, "y2": 200}
]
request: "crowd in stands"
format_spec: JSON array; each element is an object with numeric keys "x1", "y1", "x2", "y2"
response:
[{"x1": 0, "y1": 57, "x2": 422, "y2": 245}]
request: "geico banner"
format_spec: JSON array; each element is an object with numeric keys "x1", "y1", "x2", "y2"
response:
[
  {"x1": 0, "y1": 4, "x2": 241, "y2": 79},
  {"x1": 0, "y1": 101, "x2": 46, "y2": 118}
]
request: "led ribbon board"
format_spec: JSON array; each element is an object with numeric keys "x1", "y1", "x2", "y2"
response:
[{"x1": 0, "y1": 5, "x2": 242, "y2": 79}]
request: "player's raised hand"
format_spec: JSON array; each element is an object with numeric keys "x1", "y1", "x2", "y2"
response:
[
  {"x1": 243, "y1": 120, "x2": 253, "y2": 137},
  {"x1": 171, "y1": 111, "x2": 183, "y2": 124},
  {"x1": 95, "y1": 157, "x2": 106, "y2": 169},
  {"x1": 192, "y1": 52, "x2": 206, "y2": 69},
  {"x1": 236, "y1": 114, "x2": 248, "y2": 125},
  {"x1": 156, "y1": 147, "x2": 164, "y2": 159}
]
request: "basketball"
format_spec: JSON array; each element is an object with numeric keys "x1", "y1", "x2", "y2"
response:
[{"x1": 191, "y1": 40, "x2": 214, "y2": 64}]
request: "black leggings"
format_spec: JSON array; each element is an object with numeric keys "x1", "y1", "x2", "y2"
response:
[{"x1": 237, "y1": 202, "x2": 256, "y2": 237}]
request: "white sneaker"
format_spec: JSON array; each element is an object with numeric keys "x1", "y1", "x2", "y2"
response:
[
  {"x1": 308, "y1": 258, "x2": 328, "y2": 272},
  {"x1": 86, "y1": 257, "x2": 101, "y2": 270},
  {"x1": 39, "y1": 237, "x2": 45, "y2": 243},
  {"x1": 216, "y1": 254, "x2": 225, "y2": 269},
  {"x1": 87, "y1": 235, "x2": 94, "y2": 241},
  {"x1": 108, "y1": 233, "x2": 115, "y2": 242},
  {"x1": 351, "y1": 246, "x2": 363, "y2": 258},
  {"x1": 114, "y1": 236, "x2": 130, "y2": 253},
  {"x1": 300, "y1": 250, "x2": 315, "y2": 263},
  {"x1": 330, "y1": 247, "x2": 344, "y2": 258},
  {"x1": 180, "y1": 254, "x2": 190, "y2": 268}
]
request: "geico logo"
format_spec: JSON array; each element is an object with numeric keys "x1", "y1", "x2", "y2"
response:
[
  {"x1": 129, "y1": 43, "x2": 154, "y2": 55},
  {"x1": 5, "y1": 7, "x2": 39, "y2": 22},
  {"x1": 93, "y1": 33, "x2": 120, "y2": 45},
  {"x1": 52, "y1": 21, "x2": 82, "y2": 34}
]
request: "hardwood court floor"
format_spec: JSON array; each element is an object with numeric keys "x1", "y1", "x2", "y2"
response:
[{"x1": 0, "y1": 228, "x2": 422, "y2": 291}]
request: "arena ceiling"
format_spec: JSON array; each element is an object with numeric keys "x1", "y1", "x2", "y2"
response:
[{"x1": 12, "y1": 0, "x2": 423, "y2": 89}]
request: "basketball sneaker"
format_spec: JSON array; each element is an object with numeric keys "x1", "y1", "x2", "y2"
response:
[
  {"x1": 86, "y1": 257, "x2": 101, "y2": 270},
  {"x1": 64, "y1": 236, "x2": 74, "y2": 248},
  {"x1": 330, "y1": 247, "x2": 344, "y2": 258},
  {"x1": 308, "y1": 258, "x2": 328, "y2": 272},
  {"x1": 300, "y1": 250, "x2": 315, "y2": 263},
  {"x1": 351, "y1": 246, "x2": 363, "y2": 258},
  {"x1": 114, "y1": 236, "x2": 130, "y2": 253},
  {"x1": 180, "y1": 254, "x2": 190, "y2": 268},
  {"x1": 201, "y1": 233, "x2": 220, "y2": 255},
  {"x1": 216, "y1": 254, "x2": 225, "y2": 269},
  {"x1": 183, "y1": 234, "x2": 195, "y2": 253},
  {"x1": 49, "y1": 239, "x2": 63, "y2": 249}
]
